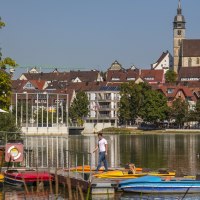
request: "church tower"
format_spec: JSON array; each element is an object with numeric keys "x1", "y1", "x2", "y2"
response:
[{"x1": 173, "y1": 0, "x2": 186, "y2": 73}]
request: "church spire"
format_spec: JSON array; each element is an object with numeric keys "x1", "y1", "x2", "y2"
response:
[
  {"x1": 177, "y1": 0, "x2": 182, "y2": 15},
  {"x1": 173, "y1": 0, "x2": 186, "y2": 73}
]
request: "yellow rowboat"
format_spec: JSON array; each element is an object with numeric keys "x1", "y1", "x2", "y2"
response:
[
  {"x1": 93, "y1": 170, "x2": 175, "y2": 179},
  {"x1": 66, "y1": 165, "x2": 143, "y2": 172},
  {"x1": 0, "y1": 173, "x2": 4, "y2": 186}
]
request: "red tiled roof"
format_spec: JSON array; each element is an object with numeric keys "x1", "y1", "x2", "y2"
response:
[
  {"x1": 20, "y1": 72, "x2": 70, "y2": 82},
  {"x1": 106, "y1": 69, "x2": 139, "y2": 82},
  {"x1": 68, "y1": 70, "x2": 100, "y2": 82},
  {"x1": 140, "y1": 69, "x2": 164, "y2": 83},
  {"x1": 182, "y1": 39, "x2": 200, "y2": 57},
  {"x1": 178, "y1": 67, "x2": 200, "y2": 80}
]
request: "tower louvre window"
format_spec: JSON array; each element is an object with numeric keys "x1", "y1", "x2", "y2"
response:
[
  {"x1": 197, "y1": 58, "x2": 200, "y2": 65},
  {"x1": 177, "y1": 30, "x2": 182, "y2": 35},
  {"x1": 188, "y1": 58, "x2": 192, "y2": 67}
]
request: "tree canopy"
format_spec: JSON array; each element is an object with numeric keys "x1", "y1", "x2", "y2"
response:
[
  {"x1": 165, "y1": 70, "x2": 177, "y2": 83},
  {"x1": 169, "y1": 98, "x2": 189, "y2": 128},
  {"x1": 119, "y1": 82, "x2": 168, "y2": 125},
  {"x1": 69, "y1": 91, "x2": 89, "y2": 125}
]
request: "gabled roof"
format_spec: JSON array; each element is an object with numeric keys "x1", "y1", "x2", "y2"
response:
[
  {"x1": 19, "y1": 72, "x2": 70, "y2": 82},
  {"x1": 11, "y1": 80, "x2": 46, "y2": 92},
  {"x1": 152, "y1": 51, "x2": 169, "y2": 69},
  {"x1": 45, "y1": 81, "x2": 68, "y2": 90},
  {"x1": 140, "y1": 69, "x2": 164, "y2": 83},
  {"x1": 182, "y1": 39, "x2": 200, "y2": 57},
  {"x1": 68, "y1": 70, "x2": 100, "y2": 82},
  {"x1": 156, "y1": 84, "x2": 194, "y2": 100},
  {"x1": 108, "y1": 60, "x2": 124, "y2": 71},
  {"x1": 106, "y1": 69, "x2": 139, "y2": 82}
]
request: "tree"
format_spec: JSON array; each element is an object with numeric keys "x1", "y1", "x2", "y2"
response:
[
  {"x1": 139, "y1": 90, "x2": 168, "y2": 124},
  {"x1": 0, "y1": 17, "x2": 17, "y2": 110},
  {"x1": 0, "y1": 18, "x2": 17, "y2": 69},
  {"x1": 165, "y1": 70, "x2": 177, "y2": 83},
  {"x1": 0, "y1": 17, "x2": 20, "y2": 136},
  {"x1": 170, "y1": 98, "x2": 189, "y2": 128},
  {"x1": 0, "y1": 70, "x2": 11, "y2": 110},
  {"x1": 189, "y1": 99, "x2": 200, "y2": 124},
  {"x1": 118, "y1": 82, "x2": 133, "y2": 125},
  {"x1": 119, "y1": 82, "x2": 152, "y2": 125},
  {"x1": 0, "y1": 17, "x2": 5, "y2": 29},
  {"x1": 0, "y1": 113, "x2": 21, "y2": 141},
  {"x1": 69, "y1": 91, "x2": 89, "y2": 125}
]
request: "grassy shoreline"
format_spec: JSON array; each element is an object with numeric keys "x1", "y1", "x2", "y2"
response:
[{"x1": 101, "y1": 127, "x2": 200, "y2": 134}]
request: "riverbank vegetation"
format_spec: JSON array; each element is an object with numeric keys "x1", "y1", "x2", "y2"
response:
[
  {"x1": 119, "y1": 82, "x2": 200, "y2": 129},
  {"x1": 102, "y1": 127, "x2": 200, "y2": 134},
  {"x1": 0, "y1": 17, "x2": 20, "y2": 139}
]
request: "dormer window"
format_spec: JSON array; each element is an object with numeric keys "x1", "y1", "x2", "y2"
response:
[
  {"x1": 127, "y1": 78, "x2": 135, "y2": 81},
  {"x1": 112, "y1": 78, "x2": 120, "y2": 81},
  {"x1": 167, "y1": 88, "x2": 174, "y2": 94},
  {"x1": 145, "y1": 77, "x2": 154, "y2": 81},
  {"x1": 23, "y1": 82, "x2": 35, "y2": 89}
]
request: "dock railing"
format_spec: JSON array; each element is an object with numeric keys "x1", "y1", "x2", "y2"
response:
[{"x1": 65, "y1": 150, "x2": 92, "y2": 182}]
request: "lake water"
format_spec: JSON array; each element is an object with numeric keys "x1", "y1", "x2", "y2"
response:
[
  {"x1": 69, "y1": 134, "x2": 200, "y2": 176},
  {"x1": 4, "y1": 133, "x2": 200, "y2": 199},
  {"x1": 68, "y1": 133, "x2": 200, "y2": 199}
]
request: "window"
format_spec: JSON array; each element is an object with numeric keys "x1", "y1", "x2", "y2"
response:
[
  {"x1": 177, "y1": 30, "x2": 182, "y2": 35},
  {"x1": 112, "y1": 78, "x2": 120, "y2": 81},
  {"x1": 23, "y1": 82, "x2": 34, "y2": 89},
  {"x1": 127, "y1": 78, "x2": 135, "y2": 81},
  {"x1": 144, "y1": 77, "x2": 154, "y2": 81},
  {"x1": 197, "y1": 58, "x2": 200, "y2": 65},
  {"x1": 188, "y1": 58, "x2": 192, "y2": 67},
  {"x1": 167, "y1": 88, "x2": 174, "y2": 94}
]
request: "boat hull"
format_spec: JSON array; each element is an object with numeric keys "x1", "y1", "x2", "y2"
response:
[
  {"x1": 119, "y1": 176, "x2": 200, "y2": 194},
  {"x1": 122, "y1": 185, "x2": 200, "y2": 194},
  {"x1": 4, "y1": 170, "x2": 53, "y2": 187}
]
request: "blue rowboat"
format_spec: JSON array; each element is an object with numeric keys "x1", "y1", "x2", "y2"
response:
[{"x1": 118, "y1": 175, "x2": 200, "y2": 194}]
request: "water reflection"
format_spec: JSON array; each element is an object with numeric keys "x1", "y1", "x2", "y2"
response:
[{"x1": 68, "y1": 134, "x2": 200, "y2": 175}]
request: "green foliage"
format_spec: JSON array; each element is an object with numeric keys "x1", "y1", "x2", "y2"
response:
[
  {"x1": 119, "y1": 82, "x2": 168, "y2": 125},
  {"x1": 0, "y1": 112, "x2": 21, "y2": 141},
  {"x1": 0, "y1": 17, "x2": 5, "y2": 29},
  {"x1": 170, "y1": 98, "x2": 189, "y2": 128},
  {"x1": 189, "y1": 99, "x2": 200, "y2": 123},
  {"x1": 69, "y1": 91, "x2": 89, "y2": 125},
  {"x1": 0, "y1": 57, "x2": 18, "y2": 69},
  {"x1": 139, "y1": 90, "x2": 168, "y2": 123},
  {"x1": 12, "y1": 101, "x2": 32, "y2": 124},
  {"x1": 36, "y1": 108, "x2": 54, "y2": 125},
  {"x1": 165, "y1": 70, "x2": 177, "y2": 83},
  {"x1": 0, "y1": 70, "x2": 11, "y2": 110},
  {"x1": 0, "y1": 17, "x2": 17, "y2": 70}
]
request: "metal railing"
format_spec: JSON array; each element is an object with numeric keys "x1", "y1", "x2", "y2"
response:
[{"x1": 65, "y1": 150, "x2": 92, "y2": 182}]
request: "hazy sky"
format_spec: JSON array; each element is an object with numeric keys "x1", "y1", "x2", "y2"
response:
[{"x1": 0, "y1": 0, "x2": 200, "y2": 78}]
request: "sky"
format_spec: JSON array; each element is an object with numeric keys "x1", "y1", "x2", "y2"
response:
[{"x1": 0, "y1": 0, "x2": 200, "y2": 78}]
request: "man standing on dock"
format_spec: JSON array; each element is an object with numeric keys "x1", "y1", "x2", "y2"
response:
[{"x1": 93, "y1": 133, "x2": 108, "y2": 172}]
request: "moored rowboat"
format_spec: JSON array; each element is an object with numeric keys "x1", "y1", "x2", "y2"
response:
[
  {"x1": 93, "y1": 170, "x2": 175, "y2": 179},
  {"x1": 4, "y1": 169, "x2": 53, "y2": 187},
  {"x1": 119, "y1": 175, "x2": 200, "y2": 194}
]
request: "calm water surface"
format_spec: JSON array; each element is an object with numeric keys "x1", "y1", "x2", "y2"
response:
[
  {"x1": 68, "y1": 133, "x2": 200, "y2": 199},
  {"x1": 69, "y1": 134, "x2": 200, "y2": 176},
  {"x1": 3, "y1": 133, "x2": 200, "y2": 199}
]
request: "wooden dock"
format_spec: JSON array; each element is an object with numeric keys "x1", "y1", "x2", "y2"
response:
[{"x1": 56, "y1": 169, "x2": 120, "y2": 195}]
